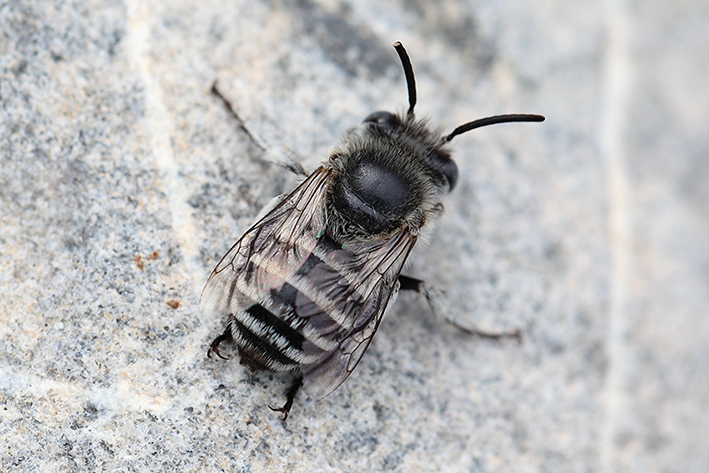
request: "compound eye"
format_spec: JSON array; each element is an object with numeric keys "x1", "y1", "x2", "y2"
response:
[
  {"x1": 363, "y1": 111, "x2": 400, "y2": 134},
  {"x1": 438, "y1": 157, "x2": 458, "y2": 191},
  {"x1": 428, "y1": 150, "x2": 459, "y2": 192}
]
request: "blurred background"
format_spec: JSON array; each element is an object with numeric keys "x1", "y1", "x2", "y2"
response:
[{"x1": 1, "y1": 0, "x2": 708, "y2": 471}]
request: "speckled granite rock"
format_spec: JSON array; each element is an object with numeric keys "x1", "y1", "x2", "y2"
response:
[{"x1": 1, "y1": 1, "x2": 708, "y2": 471}]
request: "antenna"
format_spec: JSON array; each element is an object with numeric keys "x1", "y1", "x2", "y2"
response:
[
  {"x1": 393, "y1": 42, "x2": 417, "y2": 118},
  {"x1": 392, "y1": 43, "x2": 545, "y2": 140},
  {"x1": 443, "y1": 114, "x2": 545, "y2": 142}
]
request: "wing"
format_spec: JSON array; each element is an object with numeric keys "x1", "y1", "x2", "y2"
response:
[
  {"x1": 199, "y1": 167, "x2": 331, "y2": 321},
  {"x1": 200, "y1": 164, "x2": 418, "y2": 398},
  {"x1": 300, "y1": 229, "x2": 418, "y2": 398}
]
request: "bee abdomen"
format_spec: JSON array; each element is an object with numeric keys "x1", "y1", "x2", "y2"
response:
[
  {"x1": 230, "y1": 289, "x2": 348, "y2": 372},
  {"x1": 230, "y1": 241, "x2": 365, "y2": 373},
  {"x1": 231, "y1": 304, "x2": 304, "y2": 372}
]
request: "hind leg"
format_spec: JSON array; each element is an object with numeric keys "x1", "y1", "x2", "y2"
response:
[{"x1": 398, "y1": 275, "x2": 521, "y2": 343}]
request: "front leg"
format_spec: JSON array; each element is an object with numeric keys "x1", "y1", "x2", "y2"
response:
[{"x1": 398, "y1": 275, "x2": 521, "y2": 342}]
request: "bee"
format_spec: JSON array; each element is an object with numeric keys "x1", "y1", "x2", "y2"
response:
[{"x1": 201, "y1": 42, "x2": 544, "y2": 420}]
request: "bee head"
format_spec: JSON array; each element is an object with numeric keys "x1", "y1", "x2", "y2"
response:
[{"x1": 363, "y1": 110, "x2": 459, "y2": 192}]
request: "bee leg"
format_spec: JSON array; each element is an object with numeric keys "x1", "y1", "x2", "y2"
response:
[
  {"x1": 207, "y1": 327, "x2": 233, "y2": 360},
  {"x1": 398, "y1": 275, "x2": 522, "y2": 343},
  {"x1": 269, "y1": 375, "x2": 303, "y2": 421},
  {"x1": 277, "y1": 157, "x2": 309, "y2": 177},
  {"x1": 398, "y1": 274, "x2": 426, "y2": 292},
  {"x1": 450, "y1": 321, "x2": 522, "y2": 343},
  {"x1": 211, "y1": 81, "x2": 267, "y2": 152},
  {"x1": 210, "y1": 81, "x2": 309, "y2": 177}
]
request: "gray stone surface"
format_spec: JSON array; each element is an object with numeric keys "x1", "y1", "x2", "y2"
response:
[{"x1": 1, "y1": 0, "x2": 707, "y2": 471}]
